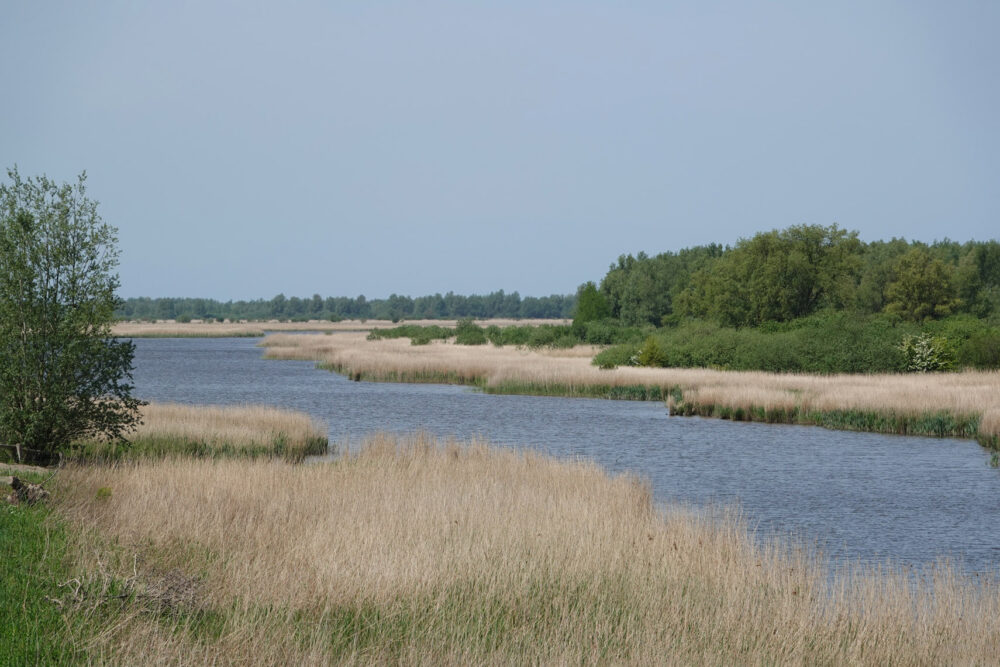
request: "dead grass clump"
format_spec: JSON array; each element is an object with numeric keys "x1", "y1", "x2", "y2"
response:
[{"x1": 54, "y1": 434, "x2": 1000, "y2": 664}]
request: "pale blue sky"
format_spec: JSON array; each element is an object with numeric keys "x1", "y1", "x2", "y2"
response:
[{"x1": 3, "y1": 1, "x2": 997, "y2": 299}]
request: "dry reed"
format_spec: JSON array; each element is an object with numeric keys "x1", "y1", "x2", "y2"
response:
[
  {"x1": 262, "y1": 332, "x2": 1000, "y2": 441},
  {"x1": 54, "y1": 434, "x2": 1000, "y2": 664},
  {"x1": 75, "y1": 402, "x2": 328, "y2": 461}
]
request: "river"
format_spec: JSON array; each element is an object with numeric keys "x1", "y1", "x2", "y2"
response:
[{"x1": 130, "y1": 336, "x2": 1000, "y2": 574}]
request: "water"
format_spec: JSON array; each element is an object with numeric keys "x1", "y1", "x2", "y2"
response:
[{"x1": 130, "y1": 336, "x2": 1000, "y2": 573}]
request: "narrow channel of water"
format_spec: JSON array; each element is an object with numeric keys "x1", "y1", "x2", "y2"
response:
[{"x1": 130, "y1": 336, "x2": 1000, "y2": 573}]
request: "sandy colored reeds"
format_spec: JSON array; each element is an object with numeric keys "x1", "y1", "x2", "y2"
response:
[
  {"x1": 112, "y1": 318, "x2": 569, "y2": 338},
  {"x1": 76, "y1": 402, "x2": 328, "y2": 461},
  {"x1": 261, "y1": 332, "x2": 1000, "y2": 441},
  {"x1": 54, "y1": 434, "x2": 1000, "y2": 664}
]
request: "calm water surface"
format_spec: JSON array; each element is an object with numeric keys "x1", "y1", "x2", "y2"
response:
[{"x1": 131, "y1": 336, "x2": 1000, "y2": 573}]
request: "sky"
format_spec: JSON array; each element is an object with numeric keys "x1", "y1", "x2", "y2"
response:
[{"x1": 2, "y1": 1, "x2": 998, "y2": 300}]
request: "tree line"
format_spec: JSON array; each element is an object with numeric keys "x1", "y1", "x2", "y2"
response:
[
  {"x1": 118, "y1": 290, "x2": 575, "y2": 322},
  {"x1": 599, "y1": 225, "x2": 1000, "y2": 327}
]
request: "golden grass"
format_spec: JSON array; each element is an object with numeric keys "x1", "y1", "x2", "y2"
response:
[
  {"x1": 75, "y1": 403, "x2": 328, "y2": 461},
  {"x1": 54, "y1": 434, "x2": 1000, "y2": 664},
  {"x1": 112, "y1": 318, "x2": 569, "y2": 338},
  {"x1": 262, "y1": 332, "x2": 1000, "y2": 440}
]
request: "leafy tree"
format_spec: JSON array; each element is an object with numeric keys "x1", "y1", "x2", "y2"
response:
[
  {"x1": 572, "y1": 281, "x2": 611, "y2": 336},
  {"x1": 0, "y1": 167, "x2": 142, "y2": 463},
  {"x1": 678, "y1": 225, "x2": 863, "y2": 326},
  {"x1": 884, "y1": 247, "x2": 960, "y2": 321},
  {"x1": 855, "y1": 238, "x2": 911, "y2": 314}
]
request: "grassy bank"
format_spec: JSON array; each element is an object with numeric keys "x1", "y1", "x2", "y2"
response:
[
  {"x1": 261, "y1": 332, "x2": 1000, "y2": 447},
  {"x1": 0, "y1": 467, "x2": 92, "y2": 664},
  {"x1": 23, "y1": 434, "x2": 1000, "y2": 663},
  {"x1": 72, "y1": 403, "x2": 328, "y2": 462}
]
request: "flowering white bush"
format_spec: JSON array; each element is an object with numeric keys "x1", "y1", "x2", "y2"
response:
[{"x1": 898, "y1": 333, "x2": 953, "y2": 372}]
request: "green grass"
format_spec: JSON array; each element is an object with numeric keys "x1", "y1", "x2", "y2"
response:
[
  {"x1": 0, "y1": 471, "x2": 83, "y2": 664},
  {"x1": 69, "y1": 434, "x2": 329, "y2": 463},
  {"x1": 323, "y1": 362, "x2": 668, "y2": 401},
  {"x1": 484, "y1": 381, "x2": 667, "y2": 401},
  {"x1": 669, "y1": 397, "x2": 983, "y2": 441}
]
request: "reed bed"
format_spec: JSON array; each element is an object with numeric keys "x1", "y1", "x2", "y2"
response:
[
  {"x1": 261, "y1": 333, "x2": 1000, "y2": 442},
  {"x1": 113, "y1": 319, "x2": 568, "y2": 338},
  {"x1": 52, "y1": 433, "x2": 1000, "y2": 664},
  {"x1": 74, "y1": 402, "x2": 328, "y2": 461}
]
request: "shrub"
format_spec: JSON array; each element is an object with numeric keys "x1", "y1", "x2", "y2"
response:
[
  {"x1": 957, "y1": 330, "x2": 1000, "y2": 369},
  {"x1": 454, "y1": 319, "x2": 486, "y2": 345},
  {"x1": 637, "y1": 337, "x2": 667, "y2": 367},
  {"x1": 898, "y1": 333, "x2": 954, "y2": 372},
  {"x1": 593, "y1": 343, "x2": 640, "y2": 369}
]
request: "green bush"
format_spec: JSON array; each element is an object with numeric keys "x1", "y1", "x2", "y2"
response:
[
  {"x1": 593, "y1": 344, "x2": 640, "y2": 369},
  {"x1": 637, "y1": 337, "x2": 667, "y2": 367},
  {"x1": 454, "y1": 319, "x2": 487, "y2": 345},
  {"x1": 957, "y1": 330, "x2": 1000, "y2": 368},
  {"x1": 592, "y1": 314, "x2": 913, "y2": 373}
]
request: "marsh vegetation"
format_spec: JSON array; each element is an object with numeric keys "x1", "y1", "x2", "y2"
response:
[
  {"x1": 262, "y1": 331, "x2": 1000, "y2": 446},
  {"x1": 70, "y1": 402, "x2": 328, "y2": 462},
  {"x1": 7, "y1": 434, "x2": 1000, "y2": 664}
]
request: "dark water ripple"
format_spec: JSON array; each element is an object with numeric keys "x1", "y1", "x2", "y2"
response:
[{"x1": 130, "y1": 336, "x2": 1000, "y2": 573}]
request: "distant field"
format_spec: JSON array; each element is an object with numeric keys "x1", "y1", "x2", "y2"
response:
[{"x1": 112, "y1": 318, "x2": 570, "y2": 338}]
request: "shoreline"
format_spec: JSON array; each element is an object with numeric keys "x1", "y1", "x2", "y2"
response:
[
  {"x1": 329, "y1": 363, "x2": 993, "y2": 446},
  {"x1": 260, "y1": 332, "x2": 1000, "y2": 450}
]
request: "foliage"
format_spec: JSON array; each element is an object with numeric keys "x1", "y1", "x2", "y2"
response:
[
  {"x1": 595, "y1": 314, "x2": 913, "y2": 373},
  {"x1": 956, "y1": 330, "x2": 1000, "y2": 369},
  {"x1": 597, "y1": 227, "x2": 999, "y2": 331},
  {"x1": 571, "y1": 281, "x2": 611, "y2": 336},
  {"x1": 119, "y1": 289, "x2": 576, "y2": 322},
  {"x1": 601, "y1": 245, "x2": 723, "y2": 326},
  {"x1": 898, "y1": 333, "x2": 954, "y2": 372},
  {"x1": 0, "y1": 168, "x2": 142, "y2": 463},
  {"x1": 367, "y1": 324, "x2": 452, "y2": 345},
  {"x1": 594, "y1": 344, "x2": 640, "y2": 369},
  {"x1": 637, "y1": 336, "x2": 667, "y2": 367},
  {"x1": 454, "y1": 319, "x2": 487, "y2": 345},
  {"x1": 676, "y1": 225, "x2": 863, "y2": 326},
  {"x1": 884, "y1": 247, "x2": 960, "y2": 321}
]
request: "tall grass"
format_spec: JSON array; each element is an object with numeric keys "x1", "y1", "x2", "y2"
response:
[
  {"x1": 261, "y1": 332, "x2": 1000, "y2": 444},
  {"x1": 72, "y1": 403, "x2": 328, "y2": 461},
  {"x1": 48, "y1": 434, "x2": 1000, "y2": 664}
]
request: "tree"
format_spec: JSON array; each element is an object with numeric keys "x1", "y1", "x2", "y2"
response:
[
  {"x1": 0, "y1": 167, "x2": 142, "y2": 463},
  {"x1": 884, "y1": 247, "x2": 960, "y2": 321},
  {"x1": 677, "y1": 225, "x2": 863, "y2": 326},
  {"x1": 572, "y1": 281, "x2": 610, "y2": 336}
]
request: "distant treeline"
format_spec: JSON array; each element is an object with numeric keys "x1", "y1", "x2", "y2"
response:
[
  {"x1": 599, "y1": 225, "x2": 1000, "y2": 326},
  {"x1": 118, "y1": 290, "x2": 575, "y2": 322}
]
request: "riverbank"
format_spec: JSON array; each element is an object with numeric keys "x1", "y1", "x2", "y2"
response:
[
  {"x1": 112, "y1": 318, "x2": 570, "y2": 338},
  {"x1": 4, "y1": 433, "x2": 994, "y2": 663},
  {"x1": 261, "y1": 332, "x2": 1000, "y2": 448}
]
